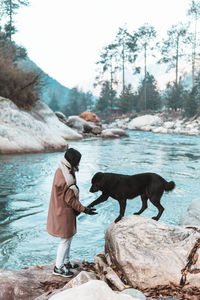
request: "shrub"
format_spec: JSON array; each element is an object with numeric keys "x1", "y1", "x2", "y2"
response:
[{"x1": 0, "y1": 59, "x2": 42, "y2": 109}]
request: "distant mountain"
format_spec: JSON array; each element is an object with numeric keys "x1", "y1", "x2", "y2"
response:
[{"x1": 17, "y1": 57, "x2": 69, "y2": 111}]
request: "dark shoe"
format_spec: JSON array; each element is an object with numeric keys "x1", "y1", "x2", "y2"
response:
[
  {"x1": 65, "y1": 261, "x2": 79, "y2": 269},
  {"x1": 53, "y1": 265, "x2": 73, "y2": 278}
]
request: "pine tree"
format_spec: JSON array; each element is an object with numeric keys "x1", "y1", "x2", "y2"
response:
[
  {"x1": 187, "y1": 0, "x2": 200, "y2": 88},
  {"x1": 134, "y1": 24, "x2": 157, "y2": 110},
  {"x1": 137, "y1": 73, "x2": 161, "y2": 111},
  {"x1": 118, "y1": 84, "x2": 136, "y2": 113},
  {"x1": 95, "y1": 81, "x2": 116, "y2": 112},
  {"x1": 163, "y1": 81, "x2": 187, "y2": 111},
  {"x1": 158, "y1": 23, "x2": 188, "y2": 85},
  {"x1": 0, "y1": 0, "x2": 30, "y2": 40},
  {"x1": 184, "y1": 87, "x2": 198, "y2": 117}
]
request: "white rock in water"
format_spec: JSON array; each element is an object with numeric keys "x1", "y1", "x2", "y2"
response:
[
  {"x1": 128, "y1": 115, "x2": 162, "y2": 130},
  {"x1": 101, "y1": 128, "x2": 129, "y2": 138}
]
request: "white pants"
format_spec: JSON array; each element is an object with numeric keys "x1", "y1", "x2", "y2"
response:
[{"x1": 55, "y1": 237, "x2": 72, "y2": 269}]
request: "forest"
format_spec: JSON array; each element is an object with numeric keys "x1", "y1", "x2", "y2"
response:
[{"x1": 0, "y1": 0, "x2": 200, "y2": 117}]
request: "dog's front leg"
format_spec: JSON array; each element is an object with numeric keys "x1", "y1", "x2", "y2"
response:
[
  {"x1": 114, "y1": 199, "x2": 127, "y2": 223},
  {"x1": 87, "y1": 193, "x2": 108, "y2": 208}
]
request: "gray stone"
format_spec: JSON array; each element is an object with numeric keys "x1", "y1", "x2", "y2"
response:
[
  {"x1": 105, "y1": 215, "x2": 200, "y2": 289},
  {"x1": 120, "y1": 288, "x2": 146, "y2": 299}
]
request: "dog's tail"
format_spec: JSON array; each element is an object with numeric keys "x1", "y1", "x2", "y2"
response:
[{"x1": 164, "y1": 180, "x2": 175, "y2": 191}]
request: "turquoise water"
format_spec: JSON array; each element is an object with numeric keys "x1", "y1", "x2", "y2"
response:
[{"x1": 0, "y1": 130, "x2": 199, "y2": 270}]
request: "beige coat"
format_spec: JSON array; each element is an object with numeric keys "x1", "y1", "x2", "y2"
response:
[{"x1": 46, "y1": 168, "x2": 85, "y2": 239}]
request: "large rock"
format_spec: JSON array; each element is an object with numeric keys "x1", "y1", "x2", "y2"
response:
[
  {"x1": 67, "y1": 115, "x2": 101, "y2": 135},
  {"x1": 101, "y1": 128, "x2": 129, "y2": 138},
  {"x1": 35, "y1": 271, "x2": 97, "y2": 300},
  {"x1": 179, "y1": 198, "x2": 200, "y2": 227},
  {"x1": 55, "y1": 111, "x2": 68, "y2": 125},
  {"x1": 128, "y1": 115, "x2": 162, "y2": 130},
  {"x1": 0, "y1": 262, "x2": 80, "y2": 300},
  {"x1": 105, "y1": 215, "x2": 200, "y2": 289},
  {"x1": 79, "y1": 111, "x2": 101, "y2": 126},
  {"x1": 0, "y1": 98, "x2": 82, "y2": 154},
  {"x1": 49, "y1": 280, "x2": 135, "y2": 300}
]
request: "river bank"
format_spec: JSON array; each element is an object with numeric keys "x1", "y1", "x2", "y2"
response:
[{"x1": 104, "y1": 111, "x2": 200, "y2": 136}]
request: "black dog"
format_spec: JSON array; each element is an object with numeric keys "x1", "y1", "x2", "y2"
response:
[{"x1": 88, "y1": 172, "x2": 175, "y2": 223}]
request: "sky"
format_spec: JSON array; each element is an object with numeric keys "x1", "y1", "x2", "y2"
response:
[{"x1": 13, "y1": 0, "x2": 192, "y2": 94}]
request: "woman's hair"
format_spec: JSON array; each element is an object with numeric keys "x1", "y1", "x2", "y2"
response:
[{"x1": 64, "y1": 148, "x2": 81, "y2": 170}]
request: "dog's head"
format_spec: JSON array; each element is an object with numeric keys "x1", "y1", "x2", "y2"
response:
[{"x1": 90, "y1": 172, "x2": 105, "y2": 193}]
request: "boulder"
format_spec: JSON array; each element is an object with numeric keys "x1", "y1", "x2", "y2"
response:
[
  {"x1": 66, "y1": 116, "x2": 102, "y2": 135},
  {"x1": 64, "y1": 270, "x2": 97, "y2": 289},
  {"x1": 67, "y1": 116, "x2": 90, "y2": 131},
  {"x1": 101, "y1": 128, "x2": 129, "y2": 138},
  {"x1": 49, "y1": 280, "x2": 135, "y2": 300},
  {"x1": 128, "y1": 115, "x2": 162, "y2": 130},
  {"x1": 35, "y1": 271, "x2": 97, "y2": 300},
  {"x1": 55, "y1": 111, "x2": 68, "y2": 125},
  {"x1": 105, "y1": 215, "x2": 200, "y2": 289},
  {"x1": 0, "y1": 262, "x2": 80, "y2": 300},
  {"x1": 0, "y1": 98, "x2": 82, "y2": 154},
  {"x1": 119, "y1": 288, "x2": 146, "y2": 300},
  {"x1": 179, "y1": 199, "x2": 200, "y2": 227},
  {"x1": 79, "y1": 112, "x2": 101, "y2": 125}
]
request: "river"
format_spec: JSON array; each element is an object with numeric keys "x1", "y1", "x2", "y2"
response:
[{"x1": 0, "y1": 130, "x2": 199, "y2": 270}]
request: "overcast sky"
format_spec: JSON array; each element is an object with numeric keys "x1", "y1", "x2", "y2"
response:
[{"x1": 13, "y1": 0, "x2": 192, "y2": 94}]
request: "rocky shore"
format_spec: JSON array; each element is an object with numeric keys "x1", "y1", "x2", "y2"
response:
[
  {"x1": 1, "y1": 96, "x2": 200, "y2": 154},
  {"x1": 1, "y1": 199, "x2": 200, "y2": 300},
  {"x1": 106, "y1": 112, "x2": 200, "y2": 136}
]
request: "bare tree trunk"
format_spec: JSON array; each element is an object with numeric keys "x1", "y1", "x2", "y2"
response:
[
  {"x1": 175, "y1": 37, "x2": 179, "y2": 85},
  {"x1": 144, "y1": 43, "x2": 147, "y2": 110},
  {"x1": 122, "y1": 39, "x2": 125, "y2": 97},
  {"x1": 110, "y1": 62, "x2": 113, "y2": 110},
  {"x1": 9, "y1": 0, "x2": 12, "y2": 40},
  {"x1": 192, "y1": 16, "x2": 197, "y2": 88}
]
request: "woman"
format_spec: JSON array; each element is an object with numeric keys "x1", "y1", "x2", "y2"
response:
[{"x1": 47, "y1": 148, "x2": 97, "y2": 278}]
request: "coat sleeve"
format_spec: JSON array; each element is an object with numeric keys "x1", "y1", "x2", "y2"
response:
[{"x1": 64, "y1": 188, "x2": 85, "y2": 213}]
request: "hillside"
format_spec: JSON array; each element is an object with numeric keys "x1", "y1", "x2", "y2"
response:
[{"x1": 17, "y1": 57, "x2": 70, "y2": 111}]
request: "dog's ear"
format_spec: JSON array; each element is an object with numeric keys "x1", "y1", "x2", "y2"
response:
[{"x1": 92, "y1": 172, "x2": 103, "y2": 182}]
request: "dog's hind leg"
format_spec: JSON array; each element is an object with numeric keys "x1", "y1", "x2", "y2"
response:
[
  {"x1": 149, "y1": 195, "x2": 164, "y2": 221},
  {"x1": 134, "y1": 194, "x2": 148, "y2": 215},
  {"x1": 114, "y1": 199, "x2": 127, "y2": 223}
]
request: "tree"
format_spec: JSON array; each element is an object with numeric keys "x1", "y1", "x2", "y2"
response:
[
  {"x1": 114, "y1": 27, "x2": 138, "y2": 96},
  {"x1": 95, "y1": 81, "x2": 117, "y2": 112},
  {"x1": 118, "y1": 84, "x2": 136, "y2": 113},
  {"x1": 79, "y1": 91, "x2": 93, "y2": 112},
  {"x1": 0, "y1": 0, "x2": 30, "y2": 40},
  {"x1": 134, "y1": 24, "x2": 157, "y2": 110},
  {"x1": 0, "y1": 29, "x2": 42, "y2": 108},
  {"x1": 163, "y1": 81, "x2": 187, "y2": 111},
  {"x1": 95, "y1": 43, "x2": 119, "y2": 95},
  {"x1": 158, "y1": 23, "x2": 189, "y2": 85},
  {"x1": 63, "y1": 87, "x2": 94, "y2": 116},
  {"x1": 137, "y1": 73, "x2": 161, "y2": 112},
  {"x1": 187, "y1": 0, "x2": 200, "y2": 88},
  {"x1": 48, "y1": 92, "x2": 60, "y2": 112},
  {"x1": 0, "y1": 30, "x2": 27, "y2": 61},
  {"x1": 183, "y1": 87, "x2": 198, "y2": 117}
]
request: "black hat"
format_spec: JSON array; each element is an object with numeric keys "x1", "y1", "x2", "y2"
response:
[{"x1": 64, "y1": 148, "x2": 81, "y2": 168}]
